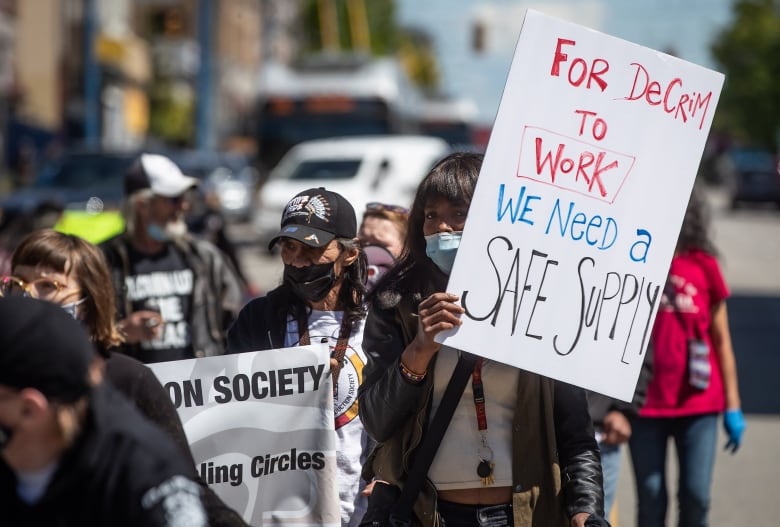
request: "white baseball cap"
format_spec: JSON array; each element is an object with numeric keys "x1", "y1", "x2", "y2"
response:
[{"x1": 124, "y1": 153, "x2": 199, "y2": 197}]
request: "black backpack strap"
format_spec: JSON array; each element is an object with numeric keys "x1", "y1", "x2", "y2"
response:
[
  {"x1": 389, "y1": 350, "x2": 478, "y2": 526},
  {"x1": 103, "y1": 235, "x2": 133, "y2": 320}
]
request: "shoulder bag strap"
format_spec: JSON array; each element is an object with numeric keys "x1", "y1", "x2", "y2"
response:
[{"x1": 389, "y1": 350, "x2": 478, "y2": 527}]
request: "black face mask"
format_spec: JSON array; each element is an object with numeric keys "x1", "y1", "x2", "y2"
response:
[
  {"x1": 0, "y1": 424, "x2": 12, "y2": 450},
  {"x1": 283, "y1": 261, "x2": 338, "y2": 303}
]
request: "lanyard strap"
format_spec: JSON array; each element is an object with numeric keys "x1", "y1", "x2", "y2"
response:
[
  {"x1": 472, "y1": 357, "x2": 487, "y2": 431},
  {"x1": 296, "y1": 309, "x2": 353, "y2": 388},
  {"x1": 472, "y1": 357, "x2": 495, "y2": 486}
]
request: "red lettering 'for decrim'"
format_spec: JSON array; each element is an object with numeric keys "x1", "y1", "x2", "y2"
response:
[{"x1": 550, "y1": 38, "x2": 609, "y2": 92}]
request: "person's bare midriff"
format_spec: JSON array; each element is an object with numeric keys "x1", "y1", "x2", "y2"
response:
[{"x1": 437, "y1": 486, "x2": 513, "y2": 505}]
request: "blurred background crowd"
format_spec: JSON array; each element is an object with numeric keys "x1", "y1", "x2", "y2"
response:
[{"x1": 0, "y1": 0, "x2": 777, "y2": 257}]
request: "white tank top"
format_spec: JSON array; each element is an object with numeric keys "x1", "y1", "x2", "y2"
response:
[{"x1": 428, "y1": 347, "x2": 519, "y2": 490}]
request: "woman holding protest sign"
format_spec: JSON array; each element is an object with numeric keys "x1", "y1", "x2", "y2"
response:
[
  {"x1": 4, "y1": 229, "x2": 248, "y2": 526},
  {"x1": 357, "y1": 152, "x2": 606, "y2": 527},
  {"x1": 628, "y1": 185, "x2": 745, "y2": 527}
]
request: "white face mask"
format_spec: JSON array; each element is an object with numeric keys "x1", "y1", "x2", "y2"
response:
[
  {"x1": 60, "y1": 297, "x2": 86, "y2": 319},
  {"x1": 425, "y1": 231, "x2": 462, "y2": 274}
]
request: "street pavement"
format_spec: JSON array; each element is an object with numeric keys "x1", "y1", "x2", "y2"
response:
[{"x1": 231, "y1": 186, "x2": 779, "y2": 526}]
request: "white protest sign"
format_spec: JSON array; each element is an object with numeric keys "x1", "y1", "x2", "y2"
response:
[
  {"x1": 440, "y1": 9, "x2": 724, "y2": 401},
  {"x1": 149, "y1": 343, "x2": 339, "y2": 526}
]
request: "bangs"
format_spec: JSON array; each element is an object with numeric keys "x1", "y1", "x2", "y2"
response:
[
  {"x1": 11, "y1": 231, "x2": 76, "y2": 274},
  {"x1": 420, "y1": 163, "x2": 476, "y2": 206}
]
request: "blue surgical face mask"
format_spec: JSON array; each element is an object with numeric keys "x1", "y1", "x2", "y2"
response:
[
  {"x1": 147, "y1": 223, "x2": 169, "y2": 242},
  {"x1": 425, "y1": 231, "x2": 462, "y2": 275},
  {"x1": 147, "y1": 219, "x2": 188, "y2": 242},
  {"x1": 61, "y1": 298, "x2": 86, "y2": 319}
]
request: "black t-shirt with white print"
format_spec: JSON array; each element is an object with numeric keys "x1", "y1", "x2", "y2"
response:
[{"x1": 124, "y1": 243, "x2": 194, "y2": 363}]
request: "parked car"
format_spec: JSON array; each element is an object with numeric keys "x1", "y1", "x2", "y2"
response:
[
  {"x1": 0, "y1": 150, "x2": 136, "y2": 243},
  {"x1": 251, "y1": 135, "x2": 450, "y2": 247},
  {"x1": 720, "y1": 148, "x2": 780, "y2": 209}
]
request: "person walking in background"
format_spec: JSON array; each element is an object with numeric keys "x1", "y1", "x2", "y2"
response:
[
  {"x1": 629, "y1": 185, "x2": 745, "y2": 527},
  {"x1": 227, "y1": 188, "x2": 372, "y2": 527},
  {"x1": 588, "y1": 342, "x2": 653, "y2": 518},
  {"x1": 358, "y1": 152, "x2": 605, "y2": 527},
  {"x1": 0, "y1": 296, "x2": 208, "y2": 525},
  {"x1": 587, "y1": 392, "x2": 638, "y2": 517},
  {"x1": 358, "y1": 201, "x2": 408, "y2": 259},
  {"x1": 186, "y1": 185, "x2": 259, "y2": 298},
  {"x1": 3, "y1": 228, "x2": 248, "y2": 526},
  {"x1": 101, "y1": 153, "x2": 244, "y2": 363},
  {"x1": 588, "y1": 393, "x2": 633, "y2": 519},
  {"x1": 358, "y1": 202, "x2": 409, "y2": 290}
]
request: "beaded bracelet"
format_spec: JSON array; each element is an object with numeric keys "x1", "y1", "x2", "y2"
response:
[{"x1": 399, "y1": 360, "x2": 427, "y2": 383}]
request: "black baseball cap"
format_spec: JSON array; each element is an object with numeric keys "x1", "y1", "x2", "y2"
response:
[
  {"x1": 268, "y1": 188, "x2": 357, "y2": 250},
  {"x1": 0, "y1": 297, "x2": 95, "y2": 402}
]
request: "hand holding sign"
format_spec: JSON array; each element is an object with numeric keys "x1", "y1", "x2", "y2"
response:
[
  {"x1": 417, "y1": 293, "x2": 464, "y2": 345},
  {"x1": 402, "y1": 292, "x2": 464, "y2": 375}
]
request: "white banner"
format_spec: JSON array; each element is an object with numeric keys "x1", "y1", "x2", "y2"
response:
[
  {"x1": 149, "y1": 343, "x2": 339, "y2": 526},
  {"x1": 440, "y1": 9, "x2": 724, "y2": 401}
]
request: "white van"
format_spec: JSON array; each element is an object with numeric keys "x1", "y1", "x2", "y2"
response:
[{"x1": 252, "y1": 135, "x2": 450, "y2": 246}]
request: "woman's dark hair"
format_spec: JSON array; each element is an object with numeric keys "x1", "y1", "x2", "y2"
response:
[
  {"x1": 11, "y1": 229, "x2": 123, "y2": 353},
  {"x1": 677, "y1": 183, "x2": 718, "y2": 256},
  {"x1": 372, "y1": 151, "x2": 483, "y2": 297},
  {"x1": 334, "y1": 237, "x2": 368, "y2": 326}
]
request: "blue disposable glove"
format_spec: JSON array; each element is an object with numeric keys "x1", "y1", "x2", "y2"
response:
[{"x1": 723, "y1": 409, "x2": 745, "y2": 453}]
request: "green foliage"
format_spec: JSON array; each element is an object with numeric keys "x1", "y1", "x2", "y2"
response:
[
  {"x1": 711, "y1": 0, "x2": 780, "y2": 151},
  {"x1": 300, "y1": 0, "x2": 326, "y2": 53},
  {"x1": 301, "y1": 0, "x2": 397, "y2": 54},
  {"x1": 148, "y1": 80, "x2": 195, "y2": 146},
  {"x1": 300, "y1": 0, "x2": 438, "y2": 90},
  {"x1": 364, "y1": 0, "x2": 398, "y2": 55},
  {"x1": 398, "y1": 28, "x2": 440, "y2": 90}
]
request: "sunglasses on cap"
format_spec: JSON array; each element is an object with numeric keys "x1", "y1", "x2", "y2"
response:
[{"x1": 365, "y1": 202, "x2": 409, "y2": 215}]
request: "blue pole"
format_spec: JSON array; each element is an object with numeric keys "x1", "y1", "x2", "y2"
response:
[
  {"x1": 195, "y1": 0, "x2": 213, "y2": 150},
  {"x1": 83, "y1": 0, "x2": 100, "y2": 147}
]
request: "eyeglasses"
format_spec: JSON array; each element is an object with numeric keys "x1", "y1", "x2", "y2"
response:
[
  {"x1": 365, "y1": 202, "x2": 409, "y2": 215},
  {"x1": 0, "y1": 275, "x2": 77, "y2": 301}
]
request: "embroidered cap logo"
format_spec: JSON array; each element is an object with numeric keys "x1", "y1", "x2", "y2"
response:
[{"x1": 282, "y1": 194, "x2": 333, "y2": 225}]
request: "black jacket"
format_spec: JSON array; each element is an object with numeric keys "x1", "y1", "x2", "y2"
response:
[
  {"x1": 0, "y1": 384, "x2": 207, "y2": 526},
  {"x1": 226, "y1": 285, "x2": 294, "y2": 353}
]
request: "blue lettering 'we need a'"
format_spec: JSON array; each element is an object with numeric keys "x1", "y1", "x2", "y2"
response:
[
  {"x1": 496, "y1": 184, "x2": 541, "y2": 225},
  {"x1": 544, "y1": 198, "x2": 617, "y2": 249}
]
